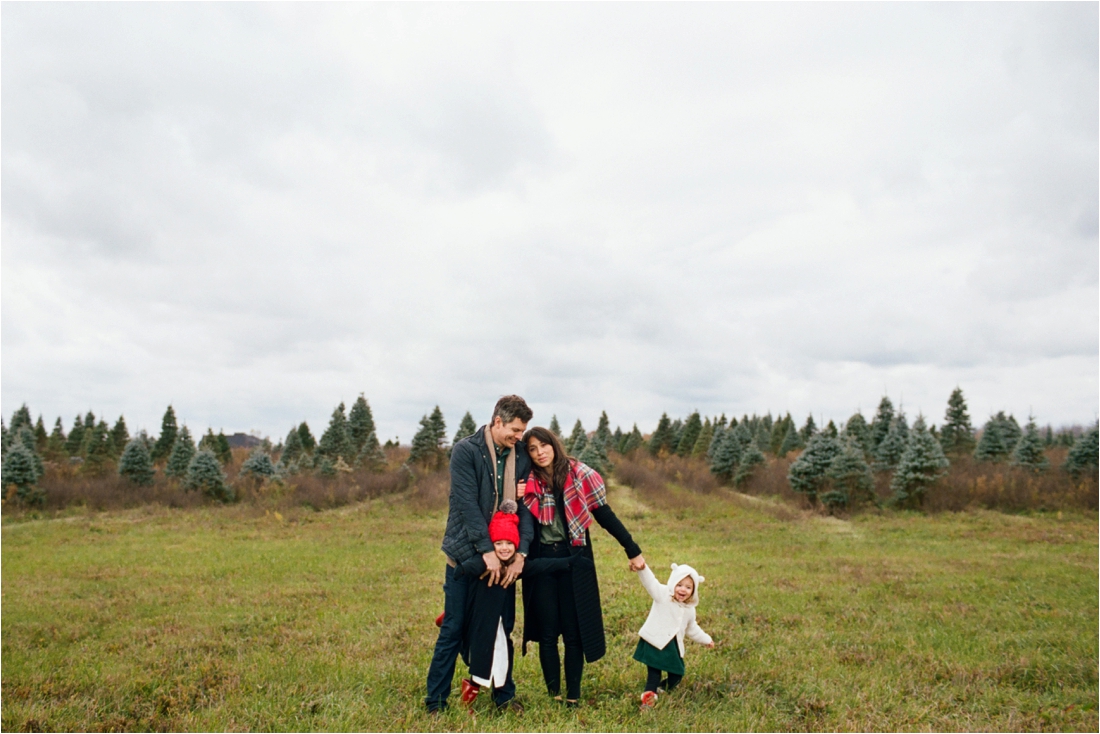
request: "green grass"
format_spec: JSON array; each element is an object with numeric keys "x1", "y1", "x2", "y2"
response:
[{"x1": 2, "y1": 485, "x2": 1096, "y2": 732}]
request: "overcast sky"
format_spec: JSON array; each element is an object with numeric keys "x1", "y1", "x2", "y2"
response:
[{"x1": 3, "y1": 2, "x2": 1097, "y2": 443}]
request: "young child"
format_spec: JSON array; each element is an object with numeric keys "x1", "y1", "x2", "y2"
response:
[
  {"x1": 439, "y1": 500, "x2": 576, "y2": 708},
  {"x1": 632, "y1": 562, "x2": 714, "y2": 710}
]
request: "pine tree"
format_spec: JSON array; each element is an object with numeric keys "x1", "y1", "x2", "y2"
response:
[
  {"x1": 869, "y1": 396, "x2": 895, "y2": 453},
  {"x1": 549, "y1": 415, "x2": 562, "y2": 438},
  {"x1": 567, "y1": 419, "x2": 587, "y2": 456},
  {"x1": 707, "y1": 424, "x2": 727, "y2": 461},
  {"x1": 974, "y1": 416, "x2": 1010, "y2": 462},
  {"x1": 348, "y1": 395, "x2": 379, "y2": 454},
  {"x1": 297, "y1": 422, "x2": 316, "y2": 453},
  {"x1": 82, "y1": 421, "x2": 114, "y2": 475},
  {"x1": 216, "y1": 431, "x2": 232, "y2": 465},
  {"x1": 676, "y1": 412, "x2": 702, "y2": 457},
  {"x1": 34, "y1": 416, "x2": 48, "y2": 453},
  {"x1": 733, "y1": 443, "x2": 765, "y2": 486},
  {"x1": 453, "y1": 411, "x2": 477, "y2": 445},
  {"x1": 408, "y1": 412, "x2": 444, "y2": 467},
  {"x1": 822, "y1": 420, "x2": 838, "y2": 438},
  {"x1": 152, "y1": 406, "x2": 178, "y2": 461},
  {"x1": 1, "y1": 420, "x2": 9, "y2": 457},
  {"x1": 594, "y1": 411, "x2": 613, "y2": 451},
  {"x1": 823, "y1": 436, "x2": 876, "y2": 509},
  {"x1": 165, "y1": 426, "x2": 197, "y2": 478},
  {"x1": 692, "y1": 418, "x2": 714, "y2": 458},
  {"x1": 9, "y1": 405, "x2": 33, "y2": 433},
  {"x1": 1002, "y1": 413, "x2": 1022, "y2": 452},
  {"x1": 668, "y1": 419, "x2": 684, "y2": 454},
  {"x1": 3, "y1": 443, "x2": 42, "y2": 503},
  {"x1": 939, "y1": 387, "x2": 975, "y2": 455},
  {"x1": 648, "y1": 414, "x2": 673, "y2": 456},
  {"x1": 281, "y1": 426, "x2": 304, "y2": 464},
  {"x1": 46, "y1": 418, "x2": 68, "y2": 460},
  {"x1": 890, "y1": 415, "x2": 949, "y2": 508},
  {"x1": 799, "y1": 414, "x2": 817, "y2": 443},
  {"x1": 787, "y1": 433, "x2": 842, "y2": 502},
  {"x1": 709, "y1": 427, "x2": 743, "y2": 481},
  {"x1": 769, "y1": 416, "x2": 788, "y2": 455},
  {"x1": 621, "y1": 424, "x2": 644, "y2": 454},
  {"x1": 317, "y1": 402, "x2": 353, "y2": 463},
  {"x1": 118, "y1": 438, "x2": 155, "y2": 486},
  {"x1": 14, "y1": 426, "x2": 43, "y2": 478},
  {"x1": 240, "y1": 449, "x2": 277, "y2": 479},
  {"x1": 185, "y1": 450, "x2": 232, "y2": 501},
  {"x1": 1011, "y1": 417, "x2": 1049, "y2": 472},
  {"x1": 578, "y1": 437, "x2": 611, "y2": 476},
  {"x1": 355, "y1": 435, "x2": 387, "y2": 471},
  {"x1": 874, "y1": 413, "x2": 909, "y2": 471},
  {"x1": 842, "y1": 412, "x2": 872, "y2": 457},
  {"x1": 778, "y1": 422, "x2": 802, "y2": 458},
  {"x1": 66, "y1": 414, "x2": 86, "y2": 457},
  {"x1": 109, "y1": 416, "x2": 130, "y2": 458},
  {"x1": 427, "y1": 406, "x2": 448, "y2": 452},
  {"x1": 612, "y1": 426, "x2": 624, "y2": 452},
  {"x1": 1063, "y1": 423, "x2": 1099, "y2": 479},
  {"x1": 1043, "y1": 426, "x2": 1054, "y2": 447}
]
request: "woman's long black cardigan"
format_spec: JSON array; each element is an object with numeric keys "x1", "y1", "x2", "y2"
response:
[{"x1": 520, "y1": 505, "x2": 641, "y2": 664}]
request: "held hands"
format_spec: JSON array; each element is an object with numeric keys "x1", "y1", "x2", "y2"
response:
[
  {"x1": 628, "y1": 554, "x2": 646, "y2": 572},
  {"x1": 501, "y1": 554, "x2": 524, "y2": 588},
  {"x1": 483, "y1": 550, "x2": 502, "y2": 586}
]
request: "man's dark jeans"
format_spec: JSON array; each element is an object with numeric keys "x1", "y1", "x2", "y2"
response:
[{"x1": 424, "y1": 564, "x2": 516, "y2": 711}]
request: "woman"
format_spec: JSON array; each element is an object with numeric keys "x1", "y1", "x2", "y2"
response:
[{"x1": 520, "y1": 426, "x2": 645, "y2": 706}]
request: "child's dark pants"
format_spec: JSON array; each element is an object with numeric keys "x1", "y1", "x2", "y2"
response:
[{"x1": 645, "y1": 666, "x2": 683, "y2": 694}]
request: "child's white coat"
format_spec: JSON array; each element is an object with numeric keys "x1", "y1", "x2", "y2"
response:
[{"x1": 636, "y1": 563, "x2": 713, "y2": 657}]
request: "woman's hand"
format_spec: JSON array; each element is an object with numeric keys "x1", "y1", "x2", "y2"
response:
[
  {"x1": 705, "y1": 641, "x2": 715, "y2": 649},
  {"x1": 628, "y1": 554, "x2": 646, "y2": 572}
]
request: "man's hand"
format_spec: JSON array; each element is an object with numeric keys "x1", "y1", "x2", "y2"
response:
[
  {"x1": 501, "y1": 554, "x2": 524, "y2": 588},
  {"x1": 483, "y1": 551, "x2": 501, "y2": 587},
  {"x1": 628, "y1": 554, "x2": 646, "y2": 572}
]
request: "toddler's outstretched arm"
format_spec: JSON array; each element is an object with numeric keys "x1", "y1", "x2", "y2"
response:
[
  {"x1": 686, "y1": 615, "x2": 714, "y2": 647},
  {"x1": 636, "y1": 563, "x2": 666, "y2": 602}
]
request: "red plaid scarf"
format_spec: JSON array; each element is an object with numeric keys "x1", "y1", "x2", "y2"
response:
[{"x1": 522, "y1": 459, "x2": 607, "y2": 546}]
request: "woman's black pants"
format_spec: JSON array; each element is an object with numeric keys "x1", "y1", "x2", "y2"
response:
[{"x1": 534, "y1": 543, "x2": 584, "y2": 700}]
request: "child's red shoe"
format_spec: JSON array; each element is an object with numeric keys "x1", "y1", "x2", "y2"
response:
[
  {"x1": 640, "y1": 691, "x2": 658, "y2": 711},
  {"x1": 434, "y1": 612, "x2": 445, "y2": 628},
  {"x1": 461, "y1": 679, "x2": 480, "y2": 705}
]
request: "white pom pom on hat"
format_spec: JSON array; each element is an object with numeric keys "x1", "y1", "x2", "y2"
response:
[{"x1": 499, "y1": 499, "x2": 518, "y2": 514}]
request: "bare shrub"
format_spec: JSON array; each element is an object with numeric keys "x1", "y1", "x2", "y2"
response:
[{"x1": 924, "y1": 454, "x2": 1098, "y2": 513}]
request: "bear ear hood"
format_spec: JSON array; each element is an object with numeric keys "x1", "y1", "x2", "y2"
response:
[{"x1": 666, "y1": 563, "x2": 704, "y2": 605}]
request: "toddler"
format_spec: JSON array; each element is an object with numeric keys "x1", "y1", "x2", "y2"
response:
[{"x1": 632, "y1": 562, "x2": 714, "y2": 710}]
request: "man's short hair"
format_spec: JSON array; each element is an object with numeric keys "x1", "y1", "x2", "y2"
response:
[{"x1": 492, "y1": 395, "x2": 533, "y2": 425}]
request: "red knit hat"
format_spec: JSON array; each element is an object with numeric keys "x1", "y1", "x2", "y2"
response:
[{"x1": 489, "y1": 499, "x2": 520, "y2": 547}]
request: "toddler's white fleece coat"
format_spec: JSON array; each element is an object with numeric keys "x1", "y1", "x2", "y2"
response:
[{"x1": 637, "y1": 563, "x2": 712, "y2": 657}]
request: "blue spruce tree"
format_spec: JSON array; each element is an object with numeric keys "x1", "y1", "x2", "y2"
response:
[{"x1": 890, "y1": 415, "x2": 949, "y2": 508}]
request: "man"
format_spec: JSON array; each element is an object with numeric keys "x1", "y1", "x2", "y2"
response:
[{"x1": 425, "y1": 395, "x2": 534, "y2": 714}]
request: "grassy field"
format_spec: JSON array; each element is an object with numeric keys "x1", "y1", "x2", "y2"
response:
[{"x1": 2, "y1": 483, "x2": 1096, "y2": 732}]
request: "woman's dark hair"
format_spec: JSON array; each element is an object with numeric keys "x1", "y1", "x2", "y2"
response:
[{"x1": 524, "y1": 426, "x2": 571, "y2": 495}]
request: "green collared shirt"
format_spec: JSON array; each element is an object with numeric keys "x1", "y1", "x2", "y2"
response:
[{"x1": 493, "y1": 442, "x2": 511, "y2": 506}]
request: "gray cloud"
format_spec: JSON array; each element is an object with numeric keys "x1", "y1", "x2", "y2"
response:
[{"x1": 3, "y1": 2, "x2": 1096, "y2": 440}]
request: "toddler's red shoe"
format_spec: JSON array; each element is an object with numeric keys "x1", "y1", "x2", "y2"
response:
[
  {"x1": 460, "y1": 679, "x2": 480, "y2": 705},
  {"x1": 434, "y1": 612, "x2": 445, "y2": 628},
  {"x1": 640, "y1": 691, "x2": 658, "y2": 711}
]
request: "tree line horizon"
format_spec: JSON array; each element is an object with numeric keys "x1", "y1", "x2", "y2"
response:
[{"x1": 3, "y1": 388, "x2": 1097, "y2": 509}]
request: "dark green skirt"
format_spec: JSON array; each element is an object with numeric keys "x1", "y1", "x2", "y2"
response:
[{"x1": 633, "y1": 637, "x2": 684, "y2": 675}]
